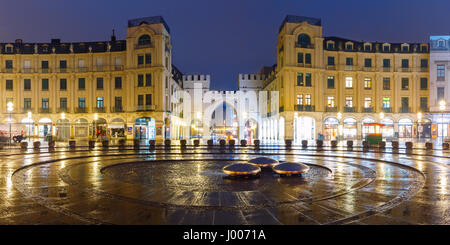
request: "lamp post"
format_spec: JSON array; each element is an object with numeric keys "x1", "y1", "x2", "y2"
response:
[
  {"x1": 7, "y1": 102, "x2": 13, "y2": 146},
  {"x1": 61, "y1": 113, "x2": 66, "y2": 141},
  {"x1": 337, "y1": 112, "x2": 342, "y2": 142},
  {"x1": 27, "y1": 111, "x2": 32, "y2": 140},
  {"x1": 440, "y1": 100, "x2": 446, "y2": 139},
  {"x1": 379, "y1": 112, "x2": 385, "y2": 140},
  {"x1": 417, "y1": 112, "x2": 422, "y2": 142},
  {"x1": 94, "y1": 113, "x2": 98, "y2": 139}
]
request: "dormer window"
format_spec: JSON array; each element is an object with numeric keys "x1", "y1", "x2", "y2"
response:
[
  {"x1": 364, "y1": 44, "x2": 371, "y2": 51},
  {"x1": 401, "y1": 44, "x2": 409, "y2": 52},
  {"x1": 346, "y1": 43, "x2": 353, "y2": 50},
  {"x1": 421, "y1": 44, "x2": 428, "y2": 52},
  {"x1": 383, "y1": 44, "x2": 390, "y2": 52},
  {"x1": 5, "y1": 44, "x2": 13, "y2": 53},
  {"x1": 327, "y1": 41, "x2": 334, "y2": 50},
  {"x1": 438, "y1": 40, "x2": 445, "y2": 48}
]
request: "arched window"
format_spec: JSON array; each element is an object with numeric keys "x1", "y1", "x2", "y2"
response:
[
  {"x1": 297, "y1": 34, "x2": 311, "y2": 48},
  {"x1": 138, "y1": 35, "x2": 151, "y2": 46}
]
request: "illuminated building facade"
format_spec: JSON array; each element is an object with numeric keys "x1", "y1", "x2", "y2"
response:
[
  {"x1": 0, "y1": 16, "x2": 183, "y2": 142},
  {"x1": 260, "y1": 15, "x2": 432, "y2": 143}
]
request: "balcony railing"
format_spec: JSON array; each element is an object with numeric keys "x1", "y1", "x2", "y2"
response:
[
  {"x1": 3, "y1": 68, "x2": 13, "y2": 73},
  {"x1": 420, "y1": 67, "x2": 429, "y2": 72},
  {"x1": 362, "y1": 107, "x2": 374, "y2": 113},
  {"x1": 93, "y1": 107, "x2": 106, "y2": 113},
  {"x1": 382, "y1": 107, "x2": 392, "y2": 113},
  {"x1": 344, "y1": 65, "x2": 354, "y2": 71},
  {"x1": 41, "y1": 68, "x2": 50, "y2": 73},
  {"x1": 325, "y1": 106, "x2": 338, "y2": 112},
  {"x1": 135, "y1": 43, "x2": 154, "y2": 49},
  {"x1": 362, "y1": 66, "x2": 375, "y2": 72},
  {"x1": 326, "y1": 65, "x2": 336, "y2": 70},
  {"x1": 382, "y1": 67, "x2": 391, "y2": 72},
  {"x1": 78, "y1": 67, "x2": 88, "y2": 72},
  {"x1": 39, "y1": 108, "x2": 51, "y2": 113},
  {"x1": 95, "y1": 66, "x2": 105, "y2": 72},
  {"x1": 75, "y1": 107, "x2": 87, "y2": 113},
  {"x1": 398, "y1": 67, "x2": 410, "y2": 72},
  {"x1": 344, "y1": 106, "x2": 356, "y2": 113},
  {"x1": 136, "y1": 105, "x2": 156, "y2": 111},
  {"x1": 137, "y1": 64, "x2": 152, "y2": 69},
  {"x1": 111, "y1": 106, "x2": 124, "y2": 113},
  {"x1": 22, "y1": 107, "x2": 33, "y2": 113},
  {"x1": 400, "y1": 107, "x2": 411, "y2": 113},
  {"x1": 57, "y1": 107, "x2": 69, "y2": 113},
  {"x1": 59, "y1": 68, "x2": 68, "y2": 73},
  {"x1": 22, "y1": 68, "x2": 33, "y2": 73},
  {"x1": 114, "y1": 65, "x2": 124, "y2": 71},
  {"x1": 294, "y1": 105, "x2": 315, "y2": 112},
  {"x1": 295, "y1": 43, "x2": 315, "y2": 49},
  {"x1": 420, "y1": 107, "x2": 430, "y2": 112}
]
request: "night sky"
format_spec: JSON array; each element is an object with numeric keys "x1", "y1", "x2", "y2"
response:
[{"x1": 0, "y1": 0, "x2": 448, "y2": 90}]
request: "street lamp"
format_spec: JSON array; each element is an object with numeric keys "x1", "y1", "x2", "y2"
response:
[
  {"x1": 439, "y1": 100, "x2": 446, "y2": 138},
  {"x1": 337, "y1": 112, "x2": 342, "y2": 141},
  {"x1": 93, "y1": 113, "x2": 98, "y2": 138},
  {"x1": 379, "y1": 112, "x2": 384, "y2": 120},
  {"x1": 417, "y1": 112, "x2": 422, "y2": 142},
  {"x1": 27, "y1": 111, "x2": 32, "y2": 139},
  {"x1": 7, "y1": 102, "x2": 13, "y2": 146}
]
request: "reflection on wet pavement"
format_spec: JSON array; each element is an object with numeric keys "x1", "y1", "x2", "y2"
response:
[{"x1": 0, "y1": 145, "x2": 449, "y2": 224}]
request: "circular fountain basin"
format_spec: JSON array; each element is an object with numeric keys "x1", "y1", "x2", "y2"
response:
[
  {"x1": 248, "y1": 157, "x2": 279, "y2": 168},
  {"x1": 222, "y1": 163, "x2": 261, "y2": 176},
  {"x1": 272, "y1": 162, "x2": 310, "y2": 176}
]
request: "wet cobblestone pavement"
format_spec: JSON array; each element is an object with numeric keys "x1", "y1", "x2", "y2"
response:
[{"x1": 0, "y1": 145, "x2": 449, "y2": 225}]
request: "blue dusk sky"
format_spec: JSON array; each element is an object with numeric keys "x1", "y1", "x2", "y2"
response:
[{"x1": 0, "y1": 0, "x2": 448, "y2": 90}]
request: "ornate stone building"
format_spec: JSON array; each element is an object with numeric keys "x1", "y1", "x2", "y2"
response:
[
  {"x1": 260, "y1": 15, "x2": 431, "y2": 143},
  {"x1": 0, "y1": 16, "x2": 183, "y2": 142}
]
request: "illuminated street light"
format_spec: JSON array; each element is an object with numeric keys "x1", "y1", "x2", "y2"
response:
[
  {"x1": 7, "y1": 102, "x2": 13, "y2": 146},
  {"x1": 93, "y1": 113, "x2": 99, "y2": 139},
  {"x1": 337, "y1": 112, "x2": 342, "y2": 120},
  {"x1": 61, "y1": 112, "x2": 66, "y2": 120},
  {"x1": 440, "y1": 100, "x2": 446, "y2": 111},
  {"x1": 439, "y1": 100, "x2": 446, "y2": 138},
  {"x1": 417, "y1": 112, "x2": 422, "y2": 120},
  {"x1": 379, "y1": 112, "x2": 384, "y2": 120}
]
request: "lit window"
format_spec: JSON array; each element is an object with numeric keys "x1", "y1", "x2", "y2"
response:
[
  {"x1": 364, "y1": 98, "x2": 372, "y2": 108},
  {"x1": 382, "y1": 97, "x2": 391, "y2": 108},
  {"x1": 345, "y1": 77, "x2": 353, "y2": 88},
  {"x1": 327, "y1": 96, "x2": 335, "y2": 107},
  {"x1": 305, "y1": 94, "x2": 311, "y2": 105},
  {"x1": 297, "y1": 94, "x2": 303, "y2": 105},
  {"x1": 345, "y1": 97, "x2": 353, "y2": 107},
  {"x1": 364, "y1": 78, "x2": 372, "y2": 89}
]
